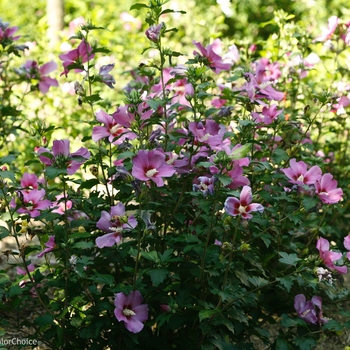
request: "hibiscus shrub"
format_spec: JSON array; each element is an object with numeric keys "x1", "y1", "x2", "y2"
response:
[{"x1": 1, "y1": 2, "x2": 350, "y2": 350}]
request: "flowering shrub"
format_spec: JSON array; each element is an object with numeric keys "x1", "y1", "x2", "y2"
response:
[{"x1": 1, "y1": 1, "x2": 350, "y2": 349}]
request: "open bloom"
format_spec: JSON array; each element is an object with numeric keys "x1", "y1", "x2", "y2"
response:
[
  {"x1": 294, "y1": 294, "x2": 318, "y2": 324},
  {"x1": 95, "y1": 203, "x2": 137, "y2": 248},
  {"x1": 251, "y1": 104, "x2": 283, "y2": 125},
  {"x1": 132, "y1": 150, "x2": 175, "y2": 187},
  {"x1": 92, "y1": 108, "x2": 137, "y2": 144},
  {"x1": 314, "y1": 16, "x2": 339, "y2": 42},
  {"x1": 51, "y1": 194, "x2": 73, "y2": 215},
  {"x1": 114, "y1": 290, "x2": 148, "y2": 333},
  {"x1": 294, "y1": 294, "x2": 327, "y2": 324},
  {"x1": 38, "y1": 139, "x2": 90, "y2": 175},
  {"x1": 315, "y1": 173, "x2": 343, "y2": 204},
  {"x1": 59, "y1": 39, "x2": 95, "y2": 76},
  {"x1": 0, "y1": 19, "x2": 20, "y2": 44},
  {"x1": 224, "y1": 186, "x2": 264, "y2": 219},
  {"x1": 37, "y1": 236, "x2": 56, "y2": 258},
  {"x1": 316, "y1": 237, "x2": 347, "y2": 274},
  {"x1": 281, "y1": 158, "x2": 322, "y2": 186},
  {"x1": 15, "y1": 60, "x2": 58, "y2": 94},
  {"x1": 193, "y1": 39, "x2": 232, "y2": 74},
  {"x1": 13, "y1": 189, "x2": 52, "y2": 218}
]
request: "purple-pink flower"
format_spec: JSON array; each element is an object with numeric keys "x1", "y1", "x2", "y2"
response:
[
  {"x1": 12, "y1": 189, "x2": 52, "y2": 218},
  {"x1": 193, "y1": 39, "x2": 232, "y2": 74},
  {"x1": 315, "y1": 173, "x2": 343, "y2": 204},
  {"x1": 132, "y1": 150, "x2": 175, "y2": 187},
  {"x1": 316, "y1": 237, "x2": 347, "y2": 274},
  {"x1": 343, "y1": 235, "x2": 350, "y2": 260},
  {"x1": 314, "y1": 16, "x2": 339, "y2": 42},
  {"x1": 114, "y1": 290, "x2": 148, "y2": 333},
  {"x1": 51, "y1": 194, "x2": 73, "y2": 215},
  {"x1": 224, "y1": 186, "x2": 264, "y2": 219},
  {"x1": 16, "y1": 60, "x2": 58, "y2": 94},
  {"x1": 97, "y1": 64, "x2": 115, "y2": 88},
  {"x1": 95, "y1": 202, "x2": 137, "y2": 248},
  {"x1": 92, "y1": 108, "x2": 137, "y2": 144},
  {"x1": 37, "y1": 236, "x2": 56, "y2": 258},
  {"x1": 294, "y1": 294, "x2": 327, "y2": 324},
  {"x1": 59, "y1": 40, "x2": 95, "y2": 77},
  {"x1": 38, "y1": 139, "x2": 90, "y2": 175},
  {"x1": 0, "y1": 19, "x2": 20, "y2": 44},
  {"x1": 281, "y1": 158, "x2": 322, "y2": 186},
  {"x1": 251, "y1": 104, "x2": 283, "y2": 125},
  {"x1": 145, "y1": 22, "x2": 164, "y2": 42}
]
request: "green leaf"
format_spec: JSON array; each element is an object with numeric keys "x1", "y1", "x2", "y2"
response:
[
  {"x1": 72, "y1": 241, "x2": 94, "y2": 249},
  {"x1": 322, "y1": 319, "x2": 343, "y2": 332},
  {"x1": 278, "y1": 252, "x2": 301, "y2": 266},
  {"x1": 0, "y1": 171, "x2": 16, "y2": 182},
  {"x1": 302, "y1": 196, "x2": 319, "y2": 211},
  {"x1": 34, "y1": 314, "x2": 55, "y2": 326},
  {"x1": 147, "y1": 269, "x2": 168, "y2": 286},
  {"x1": 199, "y1": 309, "x2": 217, "y2": 322},
  {"x1": 293, "y1": 337, "x2": 317, "y2": 350},
  {"x1": 8, "y1": 285, "x2": 23, "y2": 297},
  {"x1": 272, "y1": 148, "x2": 289, "y2": 163},
  {"x1": 0, "y1": 226, "x2": 10, "y2": 239},
  {"x1": 91, "y1": 272, "x2": 115, "y2": 286},
  {"x1": 160, "y1": 249, "x2": 174, "y2": 262},
  {"x1": 276, "y1": 338, "x2": 292, "y2": 350},
  {"x1": 276, "y1": 276, "x2": 294, "y2": 292},
  {"x1": 280, "y1": 313, "x2": 305, "y2": 328},
  {"x1": 0, "y1": 155, "x2": 16, "y2": 164},
  {"x1": 215, "y1": 174, "x2": 232, "y2": 186},
  {"x1": 46, "y1": 166, "x2": 67, "y2": 178},
  {"x1": 248, "y1": 276, "x2": 268, "y2": 288},
  {"x1": 130, "y1": 3, "x2": 149, "y2": 10},
  {"x1": 79, "y1": 178, "x2": 100, "y2": 189}
]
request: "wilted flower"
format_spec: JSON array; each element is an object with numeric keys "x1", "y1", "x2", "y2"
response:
[{"x1": 294, "y1": 294, "x2": 327, "y2": 324}]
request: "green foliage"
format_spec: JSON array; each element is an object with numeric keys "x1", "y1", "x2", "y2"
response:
[{"x1": 0, "y1": 1, "x2": 350, "y2": 349}]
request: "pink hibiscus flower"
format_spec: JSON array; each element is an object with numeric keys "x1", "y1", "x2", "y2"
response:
[
  {"x1": 37, "y1": 236, "x2": 57, "y2": 258},
  {"x1": 224, "y1": 185, "x2": 264, "y2": 219},
  {"x1": 38, "y1": 139, "x2": 90, "y2": 175},
  {"x1": 193, "y1": 39, "x2": 232, "y2": 74},
  {"x1": 12, "y1": 189, "x2": 52, "y2": 218},
  {"x1": 281, "y1": 158, "x2": 322, "y2": 186},
  {"x1": 59, "y1": 39, "x2": 95, "y2": 77},
  {"x1": 314, "y1": 16, "x2": 339, "y2": 42},
  {"x1": 315, "y1": 173, "x2": 343, "y2": 204},
  {"x1": 95, "y1": 203, "x2": 137, "y2": 248},
  {"x1": 344, "y1": 235, "x2": 350, "y2": 260},
  {"x1": 114, "y1": 290, "x2": 149, "y2": 333},
  {"x1": 15, "y1": 60, "x2": 58, "y2": 94},
  {"x1": 92, "y1": 108, "x2": 137, "y2": 144},
  {"x1": 316, "y1": 237, "x2": 347, "y2": 274},
  {"x1": 132, "y1": 150, "x2": 175, "y2": 187}
]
